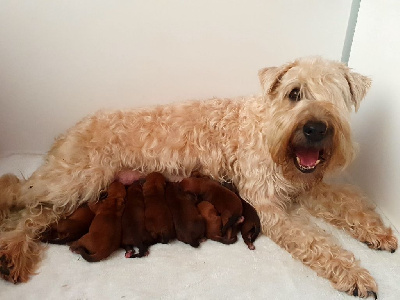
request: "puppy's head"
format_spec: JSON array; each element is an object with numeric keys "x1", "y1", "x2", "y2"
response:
[
  {"x1": 107, "y1": 181, "x2": 126, "y2": 199},
  {"x1": 258, "y1": 57, "x2": 371, "y2": 183},
  {"x1": 143, "y1": 172, "x2": 166, "y2": 195}
]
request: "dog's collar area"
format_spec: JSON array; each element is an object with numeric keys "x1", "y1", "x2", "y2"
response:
[{"x1": 293, "y1": 147, "x2": 324, "y2": 173}]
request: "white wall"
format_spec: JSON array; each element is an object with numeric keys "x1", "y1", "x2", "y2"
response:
[
  {"x1": 0, "y1": 0, "x2": 351, "y2": 155},
  {"x1": 349, "y1": 1, "x2": 400, "y2": 230}
]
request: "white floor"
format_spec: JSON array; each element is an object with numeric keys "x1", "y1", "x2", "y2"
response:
[{"x1": 1, "y1": 154, "x2": 399, "y2": 300}]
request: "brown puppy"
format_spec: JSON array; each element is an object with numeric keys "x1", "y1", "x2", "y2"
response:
[
  {"x1": 165, "y1": 182, "x2": 205, "y2": 248},
  {"x1": 197, "y1": 201, "x2": 236, "y2": 244},
  {"x1": 69, "y1": 181, "x2": 126, "y2": 262},
  {"x1": 142, "y1": 172, "x2": 175, "y2": 244},
  {"x1": 222, "y1": 181, "x2": 261, "y2": 250},
  {"x1": 180, "y1": 177, "x2": 243, "y2": 237},
  {"x1": 121, "y1": 180, "x2": 154, "y2": 258},
  {"x1": 40, "y1": 204, "x2": 95, "y2": 244},
  {"x1": 240, "y1": 200, "x2": 261, "y2": 250}
]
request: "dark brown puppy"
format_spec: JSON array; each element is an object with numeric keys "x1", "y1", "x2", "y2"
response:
[
  {"x1": 197, "y1": 201, "x2": 236, "y2": 244},
  {"x1": 143, "y1": 172, "x2": 175, "y2": 244},
  {"x1": 165, "y1": 182, "x2": 205, "y2": 247},
  {"x1": 69, "y1": 181, "x2": 126, "y2": 262},
  {"x1": 180, "y1": 177, "x2": 243, "y2": 237},
  {"x1": 222, "y1": 181, "x2": 261, "y2": 250},
  {"x1": 40, "y1": 204, "x2": 95, "y2": 244},
  {"x1": 121, "y1": 181, "x2": 154, "y2": 258},
  {"x1": 240, "y1": 199, "x2": 261, "y2": 250}
]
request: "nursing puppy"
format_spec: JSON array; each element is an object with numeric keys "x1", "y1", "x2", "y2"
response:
[
  {"x1": 222, "y1": 181, "x2": 261, "y2": 250},
  {"x1": 240, "y1": 200, "x2": 261, "y2": 250},
  {"x1": 142, "y1": 172, "x2": 175, "y2": 244},
  {"x1": 40, "y1": 204, "x2": 95, "y2": 244},
  {"x1": 180, "y1": 177, "x2": 243, "y2": 237},
  {"x1": 165, "y1": 182, "x2": 205, "y2": 248},
  {"x1": 69, "y1": 182, "x2": 126, "y2": 262},
  {"x1": 197, "y1": 201, "x2": 237, "y2": 244},
  {"x1": 121, "y1": 180, "x2": 153, "y2": 258}
]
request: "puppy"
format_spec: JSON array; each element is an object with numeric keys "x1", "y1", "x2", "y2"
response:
[
  {"x1": 40, "y1": 204, "x2": 95, "y2": 244},
  {"x1": 121, "y1": 180, "x2": 154, "y2": 258},
  {"x1": 165, "y1": 182, "x2": 205, "y2": 247},
  {"x1": 222, "y1": 181, "x2": 261, "y2": 250},
  {"x1": 69, "y1": 181, "x2": 126, "y2": 262},
  {"x1": 180, "y1": 177, "x2": 243, "y2": 237},
  {"x1": 197, "y1": 201, "x2": 236, "y2": 244},
  {"x1": 142, "y1": 172, "x2": 175, "y2": 244},
  {"x1": 240, "y1": 200, "x2": 261, "y2": 250}
]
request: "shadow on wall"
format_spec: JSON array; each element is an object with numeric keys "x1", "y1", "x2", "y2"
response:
[{"x1": 349, "y1": 89, "x2": 392, "y2": 210}]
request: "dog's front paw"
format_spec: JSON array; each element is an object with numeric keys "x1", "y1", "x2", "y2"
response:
[
  {"x1": 332, "y1": 266, "x2": 377, "y2": 299},
  {"x1": 363, "y1": 231, "x2": 398, "y2": 253}
]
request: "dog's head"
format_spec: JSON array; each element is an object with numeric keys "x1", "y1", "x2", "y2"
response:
[{"x1": 258, "y1": 57, "x2": 371, "y2": 183}]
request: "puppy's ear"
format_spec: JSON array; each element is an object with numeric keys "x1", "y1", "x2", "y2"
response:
[
  {"x1": 344, "y1": 69, "x2": 372, "y2": 112},
  {"x1": 258, "y1": 63, "x2": 294, "y2": 95}
]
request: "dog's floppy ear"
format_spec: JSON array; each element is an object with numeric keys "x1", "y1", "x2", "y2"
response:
[
  {"x1": 344, "y1": 69, "x2": 372, "y2": 112},
  {"x1": 258, "y1": 63, "x2": 294, "y2": 95}
]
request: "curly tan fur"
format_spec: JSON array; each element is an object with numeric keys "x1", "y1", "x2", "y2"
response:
[
  {"x1": 0, "y1": 57, "x2": 396, "y2": 298},
  {"x1": 0, "y1": 174, "x2": 22, "y2": 221}
]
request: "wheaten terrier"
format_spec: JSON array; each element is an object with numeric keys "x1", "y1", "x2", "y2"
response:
[{"x1": 0, "y1": 57, "x2": 397, "y2": 298}]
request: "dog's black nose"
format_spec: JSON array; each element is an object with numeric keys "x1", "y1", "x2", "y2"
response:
[{"x1": 303, "y1": 121, "x2": 327, "y2": 142}]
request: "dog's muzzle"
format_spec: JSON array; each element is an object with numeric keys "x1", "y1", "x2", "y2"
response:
[
  {"x1": 303, "y1": 121, "x2": 327, "y2": 143},
  {"x1": 292, "y1": 121, "x2": 330, "y2": 173}
]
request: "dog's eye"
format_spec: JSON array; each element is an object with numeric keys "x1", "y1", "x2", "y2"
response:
[{"x1": 288, "y1": 88, "x2": 301, "y2": 101}]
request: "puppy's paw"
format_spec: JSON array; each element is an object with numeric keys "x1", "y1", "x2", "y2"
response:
[
  {"x1": 246, "y1": 242, "x2": 255, "y2": 250},
  {"x1": 125, "y1": 250, "x2": 134, "y2": 258},
  {"x1": 69, "y1": 242, "x2": 80, "y2": 253}
]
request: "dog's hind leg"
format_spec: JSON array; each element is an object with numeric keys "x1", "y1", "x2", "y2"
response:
[
  {"x1": 257, "y1": 203, "x2": 378, "y2": 298},
  {"x1": 298, "y1": 183, "x2": 397, "y2": 253},
  {"x1": 0, "y1": 204, "x2": 57, "y2": 283},
  {"x1": 0, "y1": 157, "x2": 116, "y2": 282},
  {"x1": 0, "y1": 174, "x2": 23, "y2": 221}
]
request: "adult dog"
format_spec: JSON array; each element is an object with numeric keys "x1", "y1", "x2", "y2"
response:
[{"x1": 0, "y1": 57, "x2": 397, "y2": 298}]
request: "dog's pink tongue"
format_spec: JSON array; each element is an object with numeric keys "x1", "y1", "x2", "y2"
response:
[{"x1": 295, "y1": 148, "x2": 319, "y2": 167}]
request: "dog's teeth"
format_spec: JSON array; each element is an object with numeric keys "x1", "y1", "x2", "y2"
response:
[
  {"x1": 315, "y1": 159, "x2": 321, "y2": 165},
  {"x1": 296, "y1": 157, "x2": 301, "y2": 164}
]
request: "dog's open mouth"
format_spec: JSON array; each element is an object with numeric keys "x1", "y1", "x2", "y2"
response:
[{"x1": 293, "y1": 147, "x2": 324, "y2": 173}]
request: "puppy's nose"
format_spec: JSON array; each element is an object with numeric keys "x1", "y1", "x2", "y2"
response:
[{"x1": 303, "y1": 121, "x2": 327, "y2": 142}]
